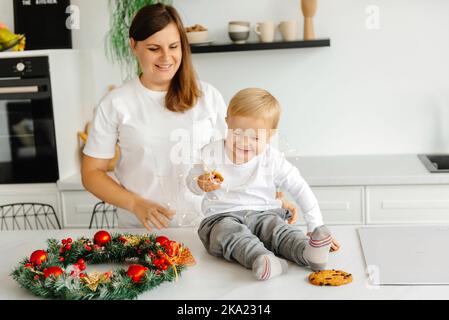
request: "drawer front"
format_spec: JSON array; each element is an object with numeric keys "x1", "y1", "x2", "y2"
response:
[
  {"x1": 61, "y1": 191, "x2": 102, "y2": 228},
  {"x1": 290, "y1": 186, "x2": 364, "y2": 225},
  {"x1": 0, "y1": 192, "x2": 59, "y2": 208},
  {"x1": 0, "y1": 185, "x2": 61, "y2": 229},
  {"x1": 367, "y1": 185, "x2": 449, "y2": 224}
]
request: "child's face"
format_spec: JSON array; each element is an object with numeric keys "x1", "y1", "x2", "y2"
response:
[{"x1": 225, "y1": 116, "x2": 274, "y2": 164}]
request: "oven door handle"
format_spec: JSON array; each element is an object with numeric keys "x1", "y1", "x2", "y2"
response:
[
  {"x1": 0, "y1": 78, "x2": 50, "y2": 99},
  {"x1": 0, "y1": 86, "x2": 39, "y2": 94}
]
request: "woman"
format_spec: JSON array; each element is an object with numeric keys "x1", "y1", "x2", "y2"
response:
[{"x1": 82, "y1": 4, "x2": 301, "y2": 235}]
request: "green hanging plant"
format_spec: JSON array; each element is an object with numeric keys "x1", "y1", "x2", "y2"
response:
[{"x1": 106, "y1": 0, "x2": 173, "y2": 79}]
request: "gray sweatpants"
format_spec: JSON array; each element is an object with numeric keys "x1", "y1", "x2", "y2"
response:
[{"x1": 197, "y1": 208, "x2": 309, "y2": 269}]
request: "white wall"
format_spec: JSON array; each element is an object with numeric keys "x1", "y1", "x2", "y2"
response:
[
  {"x1": 0, "y1": 0, "x2": 13, "y2": 30},
  {"x1": 175, "y1": 0, "x2": 449, "y2": 156},
  {"x1": 2, "y1": 0, "x2": 449, "y2": 156},
  {"x1": 70, "y1": 0, "x2": 122, "y2": 107}
]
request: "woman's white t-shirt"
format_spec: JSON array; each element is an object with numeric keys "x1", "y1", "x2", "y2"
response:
[{"x1": 83, "y1": 78, "x2": 227, "y2": 227}]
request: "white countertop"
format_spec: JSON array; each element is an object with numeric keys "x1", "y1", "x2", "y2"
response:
[
  {"x1": 57, "y1": 154, "x2": 449, "y2": 191},
  {"x1": 2, "y1": 225, "x2": 449, "y2": 300},
  {"x1": 289, "y1": 154, "x2": 449, "y2": 186}
]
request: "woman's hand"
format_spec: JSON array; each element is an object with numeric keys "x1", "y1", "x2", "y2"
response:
[
  {"x1": 306, "y1": 232, "x2": 341, "y2": 252},
  {"x1": 131, "y1": 196, "x2": 175, "y2": 231},
  {"x1": 276, "y1": 191, "x2": 298, "y2": 224},
  {"x1": 197, "y1": 172, "x2": 223, "y2": 192}
]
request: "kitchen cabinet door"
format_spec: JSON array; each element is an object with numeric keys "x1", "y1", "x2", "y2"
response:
[
  {"x1": 287, "y1": 186, "x2": 364, "y2": 226},
  {"x1": 366, "y1": 185, "x2": 449, "y2": 224},
  {"x1": 0, "y1": 184, "x2": 61, "y2": 228},
  {"x1": 61, "y1": 191, "x2": 102, "y2": 228}
]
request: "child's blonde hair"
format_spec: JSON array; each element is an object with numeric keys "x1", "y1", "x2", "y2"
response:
[{"x1": 227, "y1": 88, "x2": 281, "y2": 129}]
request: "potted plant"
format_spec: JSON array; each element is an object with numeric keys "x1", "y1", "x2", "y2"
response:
[{"x1": 106, "y1": 0, "x2": 172, "y2": 78}]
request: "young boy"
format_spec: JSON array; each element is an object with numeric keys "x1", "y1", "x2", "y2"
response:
[{"x1": 186, "y1": 88, "x2": 337, "y2": 280}]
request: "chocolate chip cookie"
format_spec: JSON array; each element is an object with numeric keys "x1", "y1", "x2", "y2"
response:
[{"x1": 308, "y1": 269, "x2": 353, "y2": 286}]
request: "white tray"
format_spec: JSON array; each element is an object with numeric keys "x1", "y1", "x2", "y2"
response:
[{"x1": 358, "y1": 225, "x2": 449, "y2": 285}]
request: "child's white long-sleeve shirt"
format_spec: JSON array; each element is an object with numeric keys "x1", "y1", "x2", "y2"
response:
[{"x1": 186, "y1": 140, "x2": 324, "y2": 233}]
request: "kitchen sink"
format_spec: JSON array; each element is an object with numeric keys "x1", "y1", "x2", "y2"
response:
[{"x1": 418, "y1": 154, "x2": 449, "y2": 173}]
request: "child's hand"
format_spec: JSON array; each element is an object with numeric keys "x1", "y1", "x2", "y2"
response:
[
  {"x1": 330, "y1": 237, "x2": 341, "y2": 252},
  {"x1": 306, "y1": 232, "x2": 341, "y2": 252},
  {"x1": 197, "y1": 171, "x2": 223, "y2": 192},
  {"x1": 276, "y1": 191, "x2": 298, "y2": 224}
]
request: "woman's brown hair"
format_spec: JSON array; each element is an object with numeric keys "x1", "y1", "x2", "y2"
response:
[{"x1": 129, "y1": 4, "x2": 201, "y2": 113}]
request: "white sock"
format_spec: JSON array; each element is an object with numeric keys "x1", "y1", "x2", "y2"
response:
[
  {"x1": 252, "y1": 254, "x2": 288, "y2": 281},
  {"x1": 303, "y1": 225, "x2": 332, "y2": 271}
]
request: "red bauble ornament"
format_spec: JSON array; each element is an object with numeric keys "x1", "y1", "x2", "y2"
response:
[
  {"x1": 166, "y1": 241, "x2": 179, "y2": 257},
  {"x1": 156, "y1": 236, "x2": 169, "y2": 246},
  {"x1": 44, "y1": 266, "x2": 64, "y2": 278},
  {"x1": 127, "y1": 264, "x2": 148, "y2": 283},
  {"x1": 94, "y1": 230, "x2": 111, "y2": 246},
  {"x1": 30, "y1": 250, "x2": 48, "y2": 265}
]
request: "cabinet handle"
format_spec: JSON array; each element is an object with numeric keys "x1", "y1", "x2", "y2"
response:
[
  {"x1": 75, "y1": 205, "x2": 94, "y2": 214},
  {"x1": 319, "y1": 201, "x2": 350, "y2": 211},
  {"x1": 382, "y1": 200, "x2": 449, "y2": 209}
]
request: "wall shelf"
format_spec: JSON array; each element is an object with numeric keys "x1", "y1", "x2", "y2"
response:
[{"x1": 190, "y1": 38, "x2": 330, "y2": 54}]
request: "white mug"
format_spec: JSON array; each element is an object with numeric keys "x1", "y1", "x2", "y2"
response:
[
  {"x1": 255, "y1": 21, "x2": 275, "y2": 43},
  {"x1": 279, "y1": 20, "x2": 298, "y2": 41}
]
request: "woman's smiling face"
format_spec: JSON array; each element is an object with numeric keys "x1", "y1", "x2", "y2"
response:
[{"x1": 131, "y1": 22, "x2": 182, "y2": 91}]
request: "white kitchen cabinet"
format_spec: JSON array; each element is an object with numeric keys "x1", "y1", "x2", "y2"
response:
[
  {"x1": 290, "y1": 186, "x2": 364, "y2": 226},
  {"x1": 60, "y1": 191, "x2": 102, "y2": 228},
  {"x1": 366, "y1": 185, "x2": 449, "y2": 224},
  {"x1": 312, "y1": 186, "x2": 364, "y2": 224},
  {"x1": 0, "y1": 184, "x2": 62, "y2": 227}
]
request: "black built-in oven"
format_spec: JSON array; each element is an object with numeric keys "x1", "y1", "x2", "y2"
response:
[{"x1": 0, "y1": 56, "x2": 59, "y2": 184}]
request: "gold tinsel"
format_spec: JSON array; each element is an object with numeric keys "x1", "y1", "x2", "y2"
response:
[
  {"x1": 81, "y1": 272, "x2": 111, "y2": 292},
  {"x1": 120, "y1": 235, "x2": 150, "y2": 247}
]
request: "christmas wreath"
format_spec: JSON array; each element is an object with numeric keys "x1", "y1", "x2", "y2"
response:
[{"x1": 11, "y1": 230, "x2": 195, "y2": 300}]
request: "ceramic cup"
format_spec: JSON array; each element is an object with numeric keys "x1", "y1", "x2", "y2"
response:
[
  {"x1": 228, "y1": 21, "x2": 250, "y2": 44},
  {"x1": 279, "y1": 20, "x2": 298, "y2": 41},
  {"x1": 255, "y1": 21, "x2": 275, "y2": 43}
]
